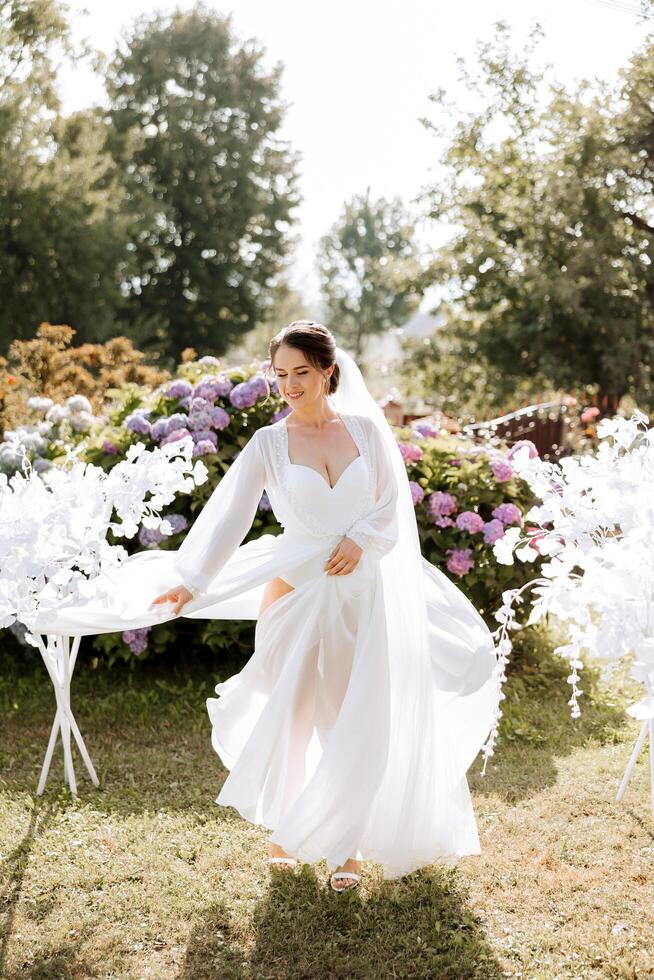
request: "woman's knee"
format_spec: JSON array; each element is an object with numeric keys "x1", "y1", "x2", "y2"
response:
[{"x1": 259, "y1": 576, "x2": 294, "y2": 617}]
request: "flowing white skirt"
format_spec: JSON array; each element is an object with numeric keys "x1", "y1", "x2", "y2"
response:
[{"x1": 25, "y1": 528, "x2": 498, "y2": 880}]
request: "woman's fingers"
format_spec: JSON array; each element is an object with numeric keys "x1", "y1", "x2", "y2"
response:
[
  {"x1": 327, "y1": 558, "x2": 352, "y2": 576},
  {"x1": 149, "y1": 589, "x2": 178, "y2": 608}
]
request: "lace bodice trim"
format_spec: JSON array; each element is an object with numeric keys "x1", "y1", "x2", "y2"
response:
[{"x1": 272, "y1": 412, "x2": 374, "y2": 540}]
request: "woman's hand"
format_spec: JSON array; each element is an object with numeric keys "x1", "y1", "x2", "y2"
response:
[
  {"x1": 324, "y1": 536, "x2": 363, "y2": 576},
  {"x1": 149, "y1": 585, "x2": 195, "y2": 615}
]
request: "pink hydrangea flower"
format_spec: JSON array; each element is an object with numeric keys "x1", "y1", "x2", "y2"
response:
[
  {"x1": 428, "y1": 491, "x2": 458, "y2": 526},
  {"x1": 409, "y1": 481, "x2": 424, "y2": 505},
  {"x1": 160, "y1": 427, "x2": 191, "y2": 446},
  {"x1": 398, "y1": 441, "x2": 423, "y2": 464},
  {"x1": 483, "y1": 518, "x2": 505, "y2": 544},
  {"x1": 507, "y1": 439, "x2": 539, "y2": 461},
  {"x1": 192, "y1": 439, "x2": 218, "y2": 457},
  {"x1": 581, "y1": 406, "x2": 600, "y2": 423},
  {"x1": 455, "y1": 510, "x2": 485, "y2": 534},
  {"x1": 492, "y1": 502, "x2": 523, "y2": 526},
  {"x1": 490, "y1": 458, "x2": 513, "y2": 482},
  {"x1": 446, "y1": 548, "x2": 474, "y2": 577}
]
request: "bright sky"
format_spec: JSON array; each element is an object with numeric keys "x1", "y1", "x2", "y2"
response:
[{"x1": 60, "y1": 0, "x2": 649, "y2": 307}]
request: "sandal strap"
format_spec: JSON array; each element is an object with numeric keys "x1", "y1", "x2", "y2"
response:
[
  {"x1": 269, "y1": 856, "x2": 297, "y2": 865},
  {"x1": 331, "y1": 871, "x2": 360, "y2": 881}
]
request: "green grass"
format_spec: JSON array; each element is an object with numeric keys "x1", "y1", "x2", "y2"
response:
[{"x1": 1, "y1": 625, "x2": 654, "y2": 978}]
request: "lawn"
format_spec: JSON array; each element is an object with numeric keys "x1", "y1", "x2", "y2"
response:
[{"x1": 1, "y1": 624, "x2": 654, "y2": 979}]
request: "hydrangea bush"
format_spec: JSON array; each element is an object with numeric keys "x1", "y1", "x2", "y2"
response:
[
  {"x1": 401, "y1": 420, "x2": 542, "y2": 617},
  {"x1": 2, "y1": 350, "x2": 540, "y2": 666}
]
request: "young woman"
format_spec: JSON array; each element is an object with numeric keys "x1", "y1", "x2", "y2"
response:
[{"x1": 149, "y1": 320, "x2": 501, "y2": 892}]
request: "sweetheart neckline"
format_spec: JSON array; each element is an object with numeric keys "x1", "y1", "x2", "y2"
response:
[
  {"x1": 287, "y1": 455, "x2": 364, "y2": 492},
  {"x1": 282, "y1": 412, "x2": 364, "y2": 492}
]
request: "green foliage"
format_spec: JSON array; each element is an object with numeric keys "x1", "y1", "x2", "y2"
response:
[
  {"x1": 412, "y1": 21, "x2": 654, "y2": 415},
  {"x1": 103, "y1": 2, "x2": 301, "y2": 363},
  {"x1": 0, "y1": 4, "x2": 131, "y2": 349},
  {"x1": 318, "y1": 188, "x2": 424, "y2": 360}
]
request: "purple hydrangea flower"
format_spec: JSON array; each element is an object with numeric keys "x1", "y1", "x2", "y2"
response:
[
  {"x1": 210, "y1": 406, "x2": 231, "y2": 430},
  {"x1": 124, "y1": 413, "x2": 152, "y2": 436},
  {"x1": 165, "y1": 514, "x2": 188, "y2": 534},
  {"x1": 160, "y1": 427, "x2": 191, "y2": 446},
  {"x1": 192, "y1": 439, "x2": 218, "y2": 457},
  {"x1": 191, "y1": 429, "x2": 218, "y2": 447},
  {"x1": 446, "y1": 548, "x2": 475, "y2": 577},
  {"x1": 122, "y1": 627, "x2": 150, "y2": 655},
  {"x1": 490, "y1": 458, "x2": 514, "y2": 482},
  {"x1": 187, "y1": 408, "x2": 215, "y2": 432},
  {"x1": 507, "y1": 439, "x2": 539, "y2": 461},
  {"x1": 150, "y1": 418, "x2": 169, "y2": 442},
  {"x1": 271, "y1": 405, "x2": 291, "y2": 423},
  {"x1": 455, "y1": 510, "x2": 485, "y2": 534},
  {"x1": 483, "y1": 518, "x2": 505, "y2": 544},
  {"x1": 248, "y1": 375, "x2": 269, "y2": 400},
  {"x1": 189, "y1": 396, "x2": 212, "y2": 413},
  {"x1": 179, "y1": 396, "x2": 191, "y2": 411},
  {"x1": 409, "y1": 480, "x2": 425, "y2": 505},
  {"x1": 229, "y1": 381, "x2": 259, "y2": 409},
  {"x1": 258, "y1": 491, "x2": 272, "y2": 511},
  {"x1": 139, "y1": 514, "x2": 189, "y2": 545},
  {"x1": 192, "y1": 378, "x2": 222, "y2": 403},
  {"x1": 428, "y1": 491, "x2": 458, "y2": 527},
  {"x1": 138, "y1": 526, "x2": 166, "y2": 547},
  {"x1": 215, "y1": 376, "x2": 234, "y2": 397},
  {"x1": 165, "y1": 379, "x2": 193, "y2": 400},
  {"x1": 102, "y1": 440, "x2": 119, "y2": 455},
  {"x1": 165, "y1": 412, "x2": 189, "y2": 433},
  {"x1": 398, "y1": 441, "x2": 423, "y2": 464},
  {"x1": 412, "y1": 421, "x2": 439, "y2": 438},
  {"x1": 492, "y1": 502, "x2": 523, "y2": 526},
  {"x1": 448, "y1": 458, "x2": 462, "y2": 467}
]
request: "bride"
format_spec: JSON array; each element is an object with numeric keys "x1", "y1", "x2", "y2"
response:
[{"x1": 147, "y1": 319, "x2": 501, "y2": 892}]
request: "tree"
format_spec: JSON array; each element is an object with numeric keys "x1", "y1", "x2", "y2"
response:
[
  {"x1": 413, "y1": 22, "x2": 654, "y2": 412},
  {"x1": 104, "y1": 2, "x2": 301, "y2": 362},
  {"x1": 0, "y1": 2, "x2": 131, "y2": 350},
  {"x1": 317, "y1": 188, "x2": 424, "y2": 360}
]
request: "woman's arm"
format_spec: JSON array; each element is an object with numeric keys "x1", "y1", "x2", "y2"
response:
[
  {"x1": 172, "y1": 428, "x2": 266, "y2": 593},
  {"x1": 344, "y1": 419, "x2": 399, "y2": 560}
]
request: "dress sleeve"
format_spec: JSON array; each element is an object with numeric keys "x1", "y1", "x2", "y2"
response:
[
  {"x1": 344, "y1": 420, "x2": 399, "y2": 560},
  {"x1": 172, "y1": 428, "x2": 266, "y2": 593}
]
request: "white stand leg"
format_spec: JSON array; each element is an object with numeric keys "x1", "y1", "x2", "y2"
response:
[
  {"x1": 35, "y1": 633, "x2": 99, "y2": 796},
  {"x1": 616, "y1": 719, "x2": 653, "y2": 809}
]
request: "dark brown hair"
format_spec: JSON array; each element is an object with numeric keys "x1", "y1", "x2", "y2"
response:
[{"x1": 268, "y1": 320, "x2": 340, "y2": 394}]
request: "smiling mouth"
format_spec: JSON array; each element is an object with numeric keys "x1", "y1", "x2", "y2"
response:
[{"x1": 287, "y1": 392, "x2": 304, "y2": 399}]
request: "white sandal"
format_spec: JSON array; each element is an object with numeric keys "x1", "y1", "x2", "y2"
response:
[
  {"x1": 330, "y1": 871, "x2": 361, "y2": 892},
  {"x1": 268, "y1": 856, "x2": 297, "y2": 870}
]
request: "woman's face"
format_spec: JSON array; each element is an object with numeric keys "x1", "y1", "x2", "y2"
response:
[{"x1": 272, "y1": 344, "x2": 333, "y2": 409}]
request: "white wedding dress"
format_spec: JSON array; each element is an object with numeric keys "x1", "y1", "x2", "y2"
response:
[{"x1": 26, "y1": 407, "x2": 500, "y2": 880}]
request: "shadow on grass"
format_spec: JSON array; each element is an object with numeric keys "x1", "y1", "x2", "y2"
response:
[
  {"x1": 179, "y1": 863, "x2": 504, "y2": 980},
  {"x1": 0, "y1": 622, "x2": 632, "y2": 816},
  {"x1": 467, "y1": 622, "x2": 631, "y2": 804},
  {"x1": 0, "y1": 804, "x2": 58, "y2": 977}
]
